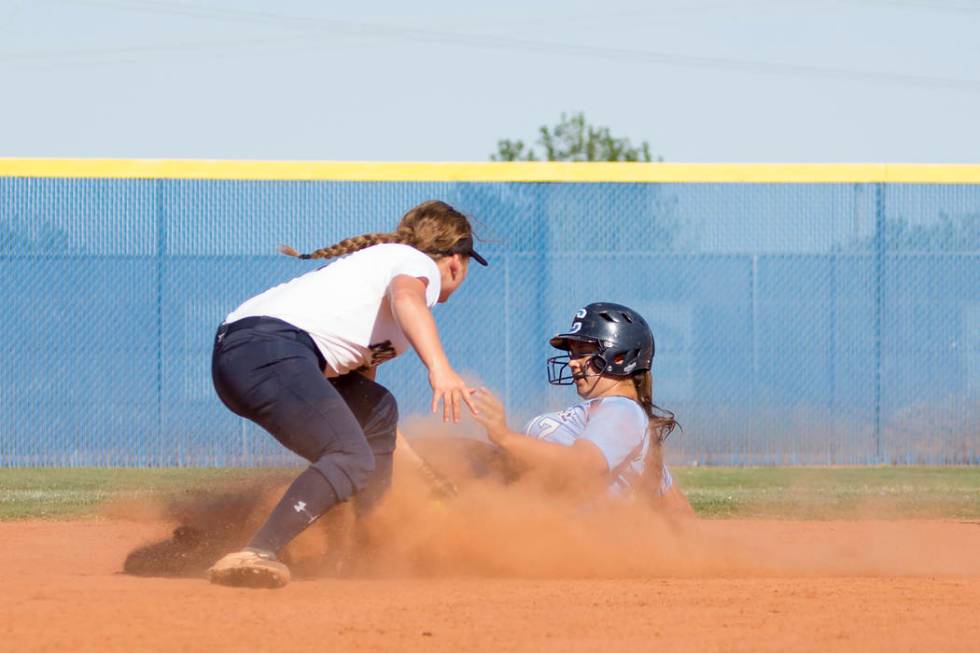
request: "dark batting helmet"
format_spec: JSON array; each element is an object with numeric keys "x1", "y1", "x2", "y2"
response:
[{"x1": 547, "y1": 302, "x2": 655, "y2": 385}]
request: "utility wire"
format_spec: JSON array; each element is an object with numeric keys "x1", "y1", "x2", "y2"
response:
[
  {"x1": 17, "y1": 0, "x2": 980, "y2": 93},
  {"x1": 0, "y1": 35, "x2": 319, "y2": 65}
]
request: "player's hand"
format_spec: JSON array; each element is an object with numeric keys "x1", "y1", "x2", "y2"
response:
[
  {"x1": 428, "y1": 364, "x2": 477, "y2": 423},
  {"x1": 471, "y1": 387, "x2": 509, "y2": 444}
]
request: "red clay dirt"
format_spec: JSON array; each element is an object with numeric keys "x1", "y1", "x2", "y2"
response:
[{"x1": 2, "y1": 508, "x2": 979, "y2": 651}]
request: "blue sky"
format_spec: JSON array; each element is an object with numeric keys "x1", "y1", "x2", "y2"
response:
[{"x1": 2, "y1": 0, "x2": 979, "y2": 162}]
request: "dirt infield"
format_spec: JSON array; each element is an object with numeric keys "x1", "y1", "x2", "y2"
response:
[{"x1": 2, "y1": 515, "x2": 979, "y2": 652}]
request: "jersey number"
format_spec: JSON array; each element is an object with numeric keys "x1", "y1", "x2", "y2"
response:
[{"x1": 534, "y1": 417, "x2": 561, "y2": 438}]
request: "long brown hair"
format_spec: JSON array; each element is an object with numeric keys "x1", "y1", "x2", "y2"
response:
[
  {"x1": 279, "y1": 200, "x2": 474, "y2": 261},
  {"x1": 630, "y1": 371, "x2": 678, "y2": 497}
]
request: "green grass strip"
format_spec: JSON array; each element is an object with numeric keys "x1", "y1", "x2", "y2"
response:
[
  {"x1": 0, "y1": 466, "x2": 978, "y2": 521},
  {"x1": 0, "y1": 467, "x2": 292, "y2": 520},
  {"x1": 673, "y1": 466, "x2": 980, "y2": 519}
]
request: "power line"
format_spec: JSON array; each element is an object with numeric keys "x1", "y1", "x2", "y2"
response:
[
  {"x1": 0, "y1": 35, "x2": 317, "y2": 65},
  {"x1": 18, "y1": 0, "x2": 980, "y2": 93},
  {"x1": 844, "y1": 0, "x2": 980, "y2": 13}
]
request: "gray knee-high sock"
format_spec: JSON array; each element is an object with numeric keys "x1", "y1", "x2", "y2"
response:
[{"x1": 247, "y1": 466, "x2": 339, "y2": 555}]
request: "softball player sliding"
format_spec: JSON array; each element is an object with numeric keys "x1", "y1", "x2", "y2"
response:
[
  {"x1": 208, "y1": 200, "x2": 487, "y2": 589},
  {"x1": 472, "y1": 302, "x2": 691, "y2": 512}
]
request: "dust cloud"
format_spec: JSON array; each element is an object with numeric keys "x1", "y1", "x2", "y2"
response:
[{"x1": 118, "y1": 436, "x2": 980, "y2": 580}]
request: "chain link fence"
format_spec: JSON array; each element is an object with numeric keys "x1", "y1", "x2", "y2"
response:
[{"x1": 1, "y1": 174, "x2": 977, "y2": 466}]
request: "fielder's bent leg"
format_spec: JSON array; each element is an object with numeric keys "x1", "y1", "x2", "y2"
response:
[
  {"x1": 329, "y1": 373, "x2": 400, "y2": 518},
  {"x1": 242, "y1": 376, "x2": 377, "y2": 557},
  {"x1": 209, "y1": 319, "x2": 376, "y2": 588}
]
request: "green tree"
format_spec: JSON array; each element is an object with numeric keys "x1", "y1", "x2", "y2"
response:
[{"x1": 491, "y1": 112, "x2": 660, "y2": 162}]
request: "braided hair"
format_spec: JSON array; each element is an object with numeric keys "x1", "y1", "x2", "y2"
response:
[{"x1": 279, "y1": 200, "x2": 473, "y2": 261}]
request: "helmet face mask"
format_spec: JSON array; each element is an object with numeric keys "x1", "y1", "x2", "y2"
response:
[
  {"x1": 547, "y1": 303, "x2": 655, "y2": 386},
  {"x1": 546, "y1": 347, "x2": 608, "y2": 385}
]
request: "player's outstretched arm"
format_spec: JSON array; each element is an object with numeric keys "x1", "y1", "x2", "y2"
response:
[
  {"x1": 472, "y1": 388, "x2": 608, "y2": 485},
  {"x1": 388, "y1": 274, "x2": 477, "y2": 422}
]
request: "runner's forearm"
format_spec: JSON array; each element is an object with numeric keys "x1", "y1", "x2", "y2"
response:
[{"x1": 493, "y1": 431, "x2": 608, "y2": 479}]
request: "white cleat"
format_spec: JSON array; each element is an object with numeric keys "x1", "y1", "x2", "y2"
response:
[{"x1": 208, "y1": 550, "x2": 291, "y2": 589}]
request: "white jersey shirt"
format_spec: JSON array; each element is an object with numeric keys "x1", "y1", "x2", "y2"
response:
[
  {"x1": 523, "y1": 396, "x2": 673, "y2": 497},
  {"x1": 225, "y1": 243, "x2": 441, "y2": 377}
]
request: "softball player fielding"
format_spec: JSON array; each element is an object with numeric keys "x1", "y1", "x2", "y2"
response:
[{"x1": 208, "y1": 200, "x2": 486, "y2": 589}]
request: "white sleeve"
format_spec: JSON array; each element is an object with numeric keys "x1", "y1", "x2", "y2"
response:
[
  {"x1": 579, "y1": 399, "x2": 647, "y2": 471},
  {"x1": 390, "y1": 247, "x2": 442, "y2": 307}
]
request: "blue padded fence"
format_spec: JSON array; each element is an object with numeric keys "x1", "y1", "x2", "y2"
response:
[{"x1": 1, "y1": 174, "x2": 977, "y2": 466}]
